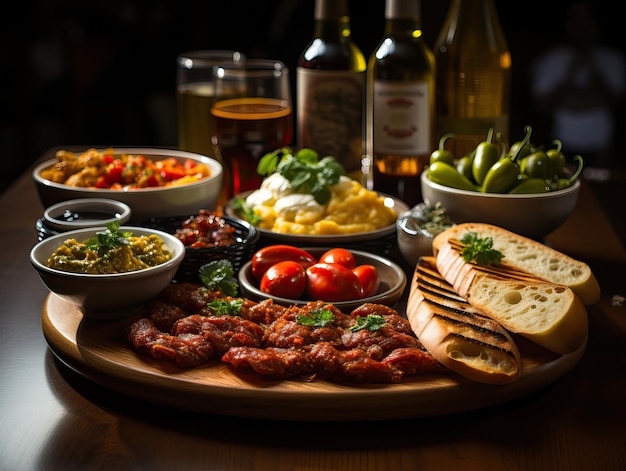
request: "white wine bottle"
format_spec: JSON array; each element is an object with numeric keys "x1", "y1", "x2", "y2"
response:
[
  {"x1": 368, "y1": 0, "x2": 435, "y2": 207},
  {"x1": 297, "y1": 0, "x2": 367, "y2": 183},
  {"x1": 434, "y1": 0, "x2": 511, "y2": 159}
]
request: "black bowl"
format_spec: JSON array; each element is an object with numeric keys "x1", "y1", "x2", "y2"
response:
[{"x1": 143, "y1": 214, "x2": 260, "y2": 282}]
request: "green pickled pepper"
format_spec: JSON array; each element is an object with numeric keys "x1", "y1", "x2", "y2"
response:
[
  {"x1": 471, "y1": 128, "x2": 500, "y2": 186},
  {"x1": 506, "y1": 133, "x2": 533, "y2": 160},
  {"x1": 546, "y1": 139, "x2": 566, "y2": 179},
  {"x1": 481, "y1": 157, "x2": 521, "y2": 193},
  {"x1": 555, "y1": 155, "x2": 584, "y2": 189},
  {"x1": 521, "y1": 151, "x2": 552, "y2": 179},
  {"x1": 429, "y1": 133, "x2": 456, "y2": 166},
  {"x1": 509, "y1": 178, "x2": 552, "y2": 194},
  {"x1": 456, "y1": 155, "x2": 475, "y2": 183},
  {"x1": 482, "y1": 125, "x2": 532, "y2": 193},
  {"x1": 427, "y1": 161, "x2": 478, "y2": 192}
]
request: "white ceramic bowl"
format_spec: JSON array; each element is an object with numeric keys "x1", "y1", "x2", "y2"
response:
[
  {"x1": 30, "y1": 226, "x2": 185, "y2": 319},
  {"x1": 36, "y1": 198, "x2": 133, "y2": 241},
  {"x1": 396, "y1": 202, "x2": 456, "y2": 269},
  {"x1": 43, "y1": 198, "x2": 132, "y2": 231},
  {"x1": 33, "y1": 148, "x2": 223, "y2": 224},
  {"x1": 420, "y1": 172, "x2": 581, "y2": 240},
  {"x1": 238, "y1": 248, "x2": 407, "y2": 313}
]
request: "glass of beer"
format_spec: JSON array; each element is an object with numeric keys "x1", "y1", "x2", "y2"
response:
[
  {"x1": 211, "y1": 59, "x2": 293, "y2": 199},
  {"x1": 176, "y1": 50, "x2": 246, "y2": 159}
]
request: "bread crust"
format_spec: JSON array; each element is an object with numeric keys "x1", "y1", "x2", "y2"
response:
[
  {"x1": 407, "y1": 257, "x2": 522, "y2": 384},
  {"x1": 432, "y1": 223, "x2": 600, "y2": 305}
]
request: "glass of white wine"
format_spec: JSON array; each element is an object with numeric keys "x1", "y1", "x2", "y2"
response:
[
  {"x1": 176, "y1": 50, "x2": 246, "y2": 160},
  {"x1": 211, "y1": 59, "x2": 293, "y2": 200}
]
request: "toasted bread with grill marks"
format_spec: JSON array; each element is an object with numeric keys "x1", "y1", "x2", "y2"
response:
[{"x1": 407, "y1": 256, "x2": 522, "y2": 385}]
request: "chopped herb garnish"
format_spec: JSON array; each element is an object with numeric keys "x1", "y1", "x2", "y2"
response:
[
  {"x1": 206, "y1": 298, "x2": 243, "y2": 316},
  {"x1": 231, "y1": 197, "x2": 263, "y2": 226},
  {"x1": 406, "y1": 202, "x2": 455, "y2": 238},
  {"x1": 85, "y1": 220, "x2": 132, "y2": 256},
  {"x1": 460, "y1": 232, "x2": 504, "y2": 266},
  {"x1": 296, "y1": 308, "x2": 335, "y2": 328},
  {"x1": 198, "y1": 260, "x2": 239, "y2": 297},
  {"x1": 257, "y1": 147, "x2": 346, "y2": 205},
  {"x1": 349, "y1": 314, "x2": 386, "y2": 332}
]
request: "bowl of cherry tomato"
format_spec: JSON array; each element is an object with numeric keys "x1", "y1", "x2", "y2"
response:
[
  {"x1": 33, "y1": 147, "x2": 223, "y2": 223},
  {"x1": 238, "y1": 245, "x2": 407, "y2": 313}
]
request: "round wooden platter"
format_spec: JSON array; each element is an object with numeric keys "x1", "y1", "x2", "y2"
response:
[{"x1": 41, "y1": 293, "x2": 587, "y2": 421}]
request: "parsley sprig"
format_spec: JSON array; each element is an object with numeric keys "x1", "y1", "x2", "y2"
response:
[
  {"x1": 207, "y1": 298, "x2": 243, "y2": 316},
  {"x1": 349, "y1": 314, "x2": 386, "y2": 332},
  {"x1": 460, "y1": 232, "x2": 504, "y2": 266},
  {"x1": 257, "y1": 147, "x2": 346, "y2": 205},
  {"x1": 296, "y1": 308, "x2": 335, "y2": 328},
  {"x1": 85, "y1": 221, "x2": 132, "y2": 256},
  {"x1": 198, "y1": 260, "x2": 239, "y2": 297}
]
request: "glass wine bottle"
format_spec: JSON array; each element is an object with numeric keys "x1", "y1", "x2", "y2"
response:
[
  {"x1": 368, "y1": 0, "x2": 435, "y2": 207},
  {"x1": 434, "y1": 0, "x2": 511, "y2": 159},
  {"x1": 297, "y1": 0, "x2": 367, "y2": 184}
]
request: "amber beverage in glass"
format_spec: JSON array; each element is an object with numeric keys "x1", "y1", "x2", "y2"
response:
[
  {"x1": 176, "y1": 50, "x2": 246, "y2": 159},
  {"x1": 211, "y1": 60, "x2": 293, "y2": 198}
]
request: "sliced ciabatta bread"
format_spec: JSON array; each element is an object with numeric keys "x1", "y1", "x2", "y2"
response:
[
  {"x1": 407, "y1": 256, "x2": 522, "y2": 385},
  {"x1": 435, "y1": 238, "x2": 588, "y2": 355},
  {"x1": 432, "y1": 223, "x2": 600, "y2": 305}
]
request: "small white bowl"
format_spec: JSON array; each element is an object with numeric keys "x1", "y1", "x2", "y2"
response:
[
  {"x1": 238, "y1": 248, "x2": 407, "y2": 313},
  {"x1": 42, "y1": 198, "x2": 132, "y2": 231},
  {"x1": 30, "y1": 226, "x2": 185, "y2": 319},
  {"x1": 397, "y1": 202, "x2": 456, "y2": 268},
  {"x1": 33, "y1": 148, "x2": 223, "y2": 224},
  {"x1": 420, "y1": 171, "x2": 581, "y2": 240}
]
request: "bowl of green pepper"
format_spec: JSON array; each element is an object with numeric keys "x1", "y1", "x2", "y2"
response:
[
  {"x1": 420, "y1": 126, "x2": 583, "y2": 240},
  {"x1": 420, "y1": 171, "x2": 580, "y2": 240}
]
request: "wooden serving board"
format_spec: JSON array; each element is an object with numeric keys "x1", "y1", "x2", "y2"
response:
[{"x1": 41, "y1": 293, "x2": 586, "y2": 421}]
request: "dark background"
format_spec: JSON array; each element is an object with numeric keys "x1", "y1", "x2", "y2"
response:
[{"x1": 2, "y1": 0, "x2": 624, "y2": 193}]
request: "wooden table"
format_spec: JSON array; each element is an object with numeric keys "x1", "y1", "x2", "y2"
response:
[{"x1": 1, "y1": 157, "x2": 625, "y2": 470}]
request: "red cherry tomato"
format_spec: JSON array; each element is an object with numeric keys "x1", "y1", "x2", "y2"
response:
[
  {"x1": 260, "y1": 261, "x2": 307, "y2": 299},
  {"x1": 319, "y1": 248, "x2": 357, "y2": 269},
  {"x1": 251, "y1": 245, "x2": 317, "y2": 281},
  {"x1": 352, "y1": 264, "x2": 380, "y2": 298},
  {"x1": 305, "y1": 263, "x2": 363, "y2": 302}
]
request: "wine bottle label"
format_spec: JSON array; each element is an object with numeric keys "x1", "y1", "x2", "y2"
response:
[
  {"x1": 372, "y1": 80, "x2": 431, "y2": 155},
  {"x1": 297, "y1": 68, "x2": 365, "y2": 173}
]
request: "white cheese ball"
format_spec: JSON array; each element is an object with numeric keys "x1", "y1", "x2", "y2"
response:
[
  {"x1": 273, "y1": 194, "x2": 325, "y2": 223},
  {"x1": 260, "y1": 173, "x2": 293, "y2": 199},
  {"x1": 246, "y1": 173, "x2": 294, "y2": 206},
  {"x1": 245, "y1": 188, "x2": 275, "y2": 207}
]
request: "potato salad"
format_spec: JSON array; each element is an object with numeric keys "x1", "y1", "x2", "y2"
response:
[{"x1": 245, "y1": 173, "x2": 397, "y2": 235}]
